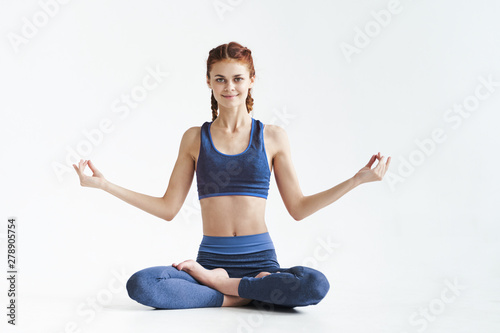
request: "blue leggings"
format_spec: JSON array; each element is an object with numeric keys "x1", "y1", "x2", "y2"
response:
[{"x1": 126, "y1": 248, "x2": 330, "y2": 309}]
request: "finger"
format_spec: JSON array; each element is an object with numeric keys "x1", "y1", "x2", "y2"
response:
[
  {"x1": 88, "y1": 160, "x2": 100, "y2": 174},
  {"x1": 79, "y1": 160, "x2": 86, "y2": 172},
  {"x1": 73, "y1": 163, "x2": 84, "y2": 175},
  {"x1": 366, "y1": 154, "x2": 376, "y2": 167},
  {"x1": 375, "y1": 156, "x2": 385, "y2": 169},
  {"x1": 386, "y1": 156, "x2": 391, "y2": 167}
]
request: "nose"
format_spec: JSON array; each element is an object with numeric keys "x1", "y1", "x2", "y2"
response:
[{"x1": 225, "y1": 81, "x2": 235, "y2": 91}]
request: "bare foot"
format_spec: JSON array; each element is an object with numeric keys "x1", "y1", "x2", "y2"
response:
[
  {"x1": 173, "y1": 259, "x2": 228, "y2": 289},
  {"x1": 173, "y1": 261, "x2": 277, "y2": 307}
]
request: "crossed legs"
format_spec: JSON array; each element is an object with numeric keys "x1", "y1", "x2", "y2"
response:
[
  {"x1": 172, "y1": 259, "x2": 272, "y2": 307},
  {"x1": 126, "y1": 259, "x2": 330, "y2": 309}
]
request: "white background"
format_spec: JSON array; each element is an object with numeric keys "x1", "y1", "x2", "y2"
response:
[{"x1": 1, "y1": 0, "x2": 499, "y2": 332}]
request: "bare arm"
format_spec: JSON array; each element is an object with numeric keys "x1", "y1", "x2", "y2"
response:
[
  {"x1": 271, "y1": 125, "x2": 391, "y2": 221},
  {"x1": 100, "y1": 180, "x2": 171, "y2": 221},
  {"x1": 73, "y1": 127, "x2": 198, "y2": 221}
]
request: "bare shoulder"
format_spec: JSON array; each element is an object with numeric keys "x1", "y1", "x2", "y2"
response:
[
  {"x1": 178, "y1": 126, "x2": 201, "y2": 159},
  {"x1": 264, "y1": 122, "x2": 287, "y2": 137},
  {"x1": 264, "y1": 123, "x2": 289, "y2": 143},
  {"x1": 263, "y1": 123, "x2": 290, "y2": 156},
  {"x1": 182, "y1": 126, "x2": 201, "y2": 142}
]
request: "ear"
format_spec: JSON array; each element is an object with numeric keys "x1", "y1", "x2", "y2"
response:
[
  {"x1": 249, "y1": 75, "x2": 256, "y2": 89},
  {"x1": 206, "y1": 76, "x2": 212, "y2": 90}
]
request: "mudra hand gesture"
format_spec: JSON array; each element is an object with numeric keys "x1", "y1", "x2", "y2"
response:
[
  {"x1": 354, "y1": 152, "x2": 391, "y2": 185},
  {"x1": 73, "y1": 159, "x2": 107, "y2": 189}
]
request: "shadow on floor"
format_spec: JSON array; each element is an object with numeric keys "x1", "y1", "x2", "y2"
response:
[{"x1": 242, "y1": 300, "x2": 301, "y2": 314}]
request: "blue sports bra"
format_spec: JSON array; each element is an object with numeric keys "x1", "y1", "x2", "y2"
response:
[{"x1": 196, "y1": 117, "x2": 271, "y2": 200}]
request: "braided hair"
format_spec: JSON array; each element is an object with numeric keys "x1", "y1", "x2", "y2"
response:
[{"x1": 207, "y1": 42, "x2": 255, "y2": 121}]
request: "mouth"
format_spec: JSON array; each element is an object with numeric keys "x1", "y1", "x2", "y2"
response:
[{"x1": 223, "y1": 94, "x2": 239, "y2": 98}]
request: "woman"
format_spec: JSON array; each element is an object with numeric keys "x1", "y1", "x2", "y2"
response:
[{"x1": 73, "y1": 41, "x2": 391, "y2": 309}]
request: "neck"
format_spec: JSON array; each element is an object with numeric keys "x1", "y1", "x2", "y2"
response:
[{"x1": 215, "y1": 104, "x2": 251, "y2": 130}]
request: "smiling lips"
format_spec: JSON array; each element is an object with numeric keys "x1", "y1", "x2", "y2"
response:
[{"x1": 223, "y1": 94, "x2": 239, "y2": 98}]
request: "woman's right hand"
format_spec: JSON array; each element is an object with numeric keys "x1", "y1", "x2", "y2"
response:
[{"x1": 73, "y1": 159, "x2": 107, "y2": 189}]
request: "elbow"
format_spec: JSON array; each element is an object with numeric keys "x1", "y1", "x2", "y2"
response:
[
  {"x1": 291, "y1": 212, "x2": 305, "y2": 221},
  {"x1": 162, "y1": 208, "x2": 178, "y2": 222},
  {"x1": 160, "y1": 197, "x2": 180, "y2": 222},
  {"x1": 161, "y1": 205, "x2": 177, "y2": 222},
  {"x1": 289, "y1": 206, "x2": 305, "y2": 221},
  {"x1": 162, "y1": 214, "x2": 174, "y2": 222},
  {"x1": 288, "y1": 196, "x2": 306, "y2": 221}
]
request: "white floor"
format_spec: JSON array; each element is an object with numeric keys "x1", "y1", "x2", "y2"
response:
[{"x1": 3, "y1": 281, "x2": 500, "y2": 333}]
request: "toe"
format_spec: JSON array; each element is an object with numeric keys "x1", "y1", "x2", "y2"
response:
[{"x1": 255, "y1": 272, "x2": 272, "y2": 278}]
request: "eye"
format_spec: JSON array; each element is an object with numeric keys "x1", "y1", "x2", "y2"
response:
[
  {"x1": 216, "y1": 78, "x2": 225, "y2": 83},
  {"x1": 235, "y1": 78, "x2": 243, "y2": 82}
]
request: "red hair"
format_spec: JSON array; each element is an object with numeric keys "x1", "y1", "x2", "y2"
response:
[{"x1": 206, "y1": 42, "x2": 255, "y2": 121}]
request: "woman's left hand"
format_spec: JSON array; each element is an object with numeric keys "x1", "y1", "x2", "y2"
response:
[{"x1": 353, "y1": 152, "x2": 391, "y2": 185}]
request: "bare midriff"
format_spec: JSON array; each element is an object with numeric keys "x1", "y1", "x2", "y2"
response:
[{"x1": 200, "y1": 195, "x2": 268, "y2": 237}]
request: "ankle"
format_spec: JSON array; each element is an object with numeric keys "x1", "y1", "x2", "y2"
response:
[
  {"x1": 209, "y1": 274, "x2": 227, "y2": 289},
  {"x1": 222, "y1": 295, "x2": 252, "y2": 307}
]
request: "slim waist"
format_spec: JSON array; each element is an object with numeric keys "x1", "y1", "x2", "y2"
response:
[{"x1": 199, "y1": 232, "x2": 275, "y2": 255}]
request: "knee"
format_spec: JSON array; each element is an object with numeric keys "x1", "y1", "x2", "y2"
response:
[
  {"x1": 126, "y1": 269, "x2": 150, "y2": 302},
  {"x1": 304, "y1": 267, "x2": 330, "y2": 304},
  {"x1": 289, "y1": 266, "x2": 330, "y2": 306},
  {"x1": 126, "y1": 266, "x2": 168, "y2": 305}
]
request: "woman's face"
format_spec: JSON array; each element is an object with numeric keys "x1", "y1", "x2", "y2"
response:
[{"x1": 207, "y1": 60, "x2": 255, "y2": 109}]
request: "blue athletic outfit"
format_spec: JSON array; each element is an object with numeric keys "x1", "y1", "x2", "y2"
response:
[
  {"x1": 126, "y1": 117, "x2": 330, "y2": 309},
  {"x1": 196, "y1": 117, "x2": 271, "y2": 199}
]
